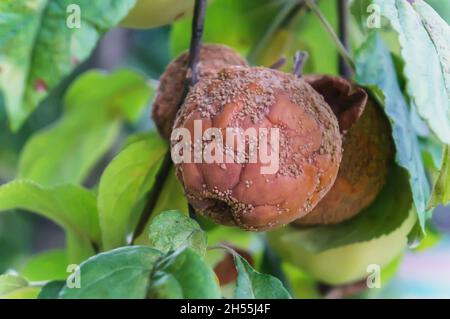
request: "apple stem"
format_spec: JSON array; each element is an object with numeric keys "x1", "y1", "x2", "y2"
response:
[
  {"x1": 293, "y1": 51, "x2": 309, "y2": 78},
  {"x1": 132, "y1": 0, "x2": 207, "y2": 242},
  {"x1": 270, "y1": 56, "x2": 287, "y2": 70}
]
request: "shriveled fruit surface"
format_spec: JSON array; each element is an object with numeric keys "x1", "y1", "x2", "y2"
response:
[
  {"x1": 172, "y1": 67, "x2": 342, "y2": 231},
  {"x1": 296, "y1": 75, "x2": 394, "y2": 226},
  {"x1": 152, "y1": 44, "x2": 248, "y2": 139},
  {"x1": 120, "y1": 0, "x2": 195, "y2": 29}
]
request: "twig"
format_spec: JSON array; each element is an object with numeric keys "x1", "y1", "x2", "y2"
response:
[
  {"x1": 304, "y1": 0, "x2": 355, "y2": 74},
  {"x1": 337, "y1": 0, "x2": 352, "y2": 79},
  {"x1": 270, "y1": 56, "x2": 287, "y2": 70},
  {"x1": 247, "y1": 0, "x2": 304, "y2": 65},
  {"x1": 292, "y1": 51, "x2": 309, "y2": 77},
  {"x1": 187, "y1": 0, "x2": 207, "y2": 86},
  {"x1": 188, "y1": 204, "x2": 197, "y2": 219},
  {"x1": 132, "y1": 0, "x2": 207, "y2": 242}
]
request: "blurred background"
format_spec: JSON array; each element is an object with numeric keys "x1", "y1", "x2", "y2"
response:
[{"x1": 0, "y1": 0, "x2": 449, "y2": 298}]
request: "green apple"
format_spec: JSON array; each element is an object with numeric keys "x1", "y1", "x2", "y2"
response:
[
  {"x1": 120, "y1": 0, "x2": 195, "y2": 29},
  {"x1": 267, "y1": 211, "x2": 416, "y2": 286}
]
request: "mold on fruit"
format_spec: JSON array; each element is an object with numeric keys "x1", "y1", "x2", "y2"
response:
[
  {"x1": 152, "y1": 44, "x2": 248, "y2": 139},
  {"x1": 171, "y1": 67, "x2": 342, "y2": 231},
  {"x1": 295, "y1": 75, "x2": 394, "y2": 225}
]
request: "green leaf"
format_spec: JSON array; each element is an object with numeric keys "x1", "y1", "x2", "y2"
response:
[
  {"x1": 288, "y1": 0, "x2": 338, "y2": 74},
  {"x1": 0, "y1": 180, "x2": 99, "y2": 262},
  {"x1": 412, "y1": 1, "x2": 450, "y2": 108},
  {"x1": 20, "y1": 250, "x2": 68, "y2": 282},
  {"x1": 233, "y1": 251, "x2": 291, "y2": 299},
  {"x1": 148, "y1": 210, "x2": 207, "y2": 256},
  {"x1": 355, "y1": 32, "x2": 430, "y2": 229},
  {"x1": 430, "y1": 145, "x2": 450, "y2": 207},
  {"x1": 281, "y1": 263, "x2": 320, "y2": 299},
  {"x1": 0, "y1": 274, "x2": 28, "y2": 296},
  {"x1": 38, "y1": 280, "x2": 66, "y2": 299},
  {"x1": 374, "y1": 0, "x2": 450, "y2": 144},
  {"x1": 18, "y1": 69, "x2": 152, "y2": 186},
  {"x1": 413, "y1": 222, "x2": 442, "y2": 251},
  {"x1": 135, "y1": 168, "x2": 190, "y2": 245},
  {"x1": 98, "y1": 134, "x2": 167, "y2": 250},
  {"x1": 149, "y1": 248, "x2": 221, "y2": 299},
  {"x1": 278, "y1": 165, "x2": 412, "y2": 252},
  {"x1": 0, "y1": 213, "x2": 32, "y2": 273},
  {"x1": 147, "y1": 274, "x2": 184, "y2": 299},
  {"x1": 59, "y1": 246, "x2": 221, "y2": 299},
  {"x1": 0, "y1": 0, "x2": 137, "y2": 130},
  {"x1": 255, "y1": 0, "x2": 338, "y2": 74},
  {"x1": 147, "y1": 168, "x2": 189, "y2": 218},
  {"x1": 0, "y1": 274, "x2": 40, "y2": 299},
  {"x1": 420, "y1": 135, "x2": 444, "y2": 171},
  {"x1": 170, "y1": 0, "x2": 290, "y2": 58},
  {"x1": 259, "y1": 241, "x2": 290, "y2": 291},
  {"x1": 60, "y1": 246, "x2": 163, "y2": 299},
  {"x1": 63, "y1": 69, "x2": 152, "y2": 123},
  {"x1": 66, "y1": 230, "x2": 95, "y2": 264},
  {"x1": 425, "y1": 0, "x2": 450, "y2": 24}
]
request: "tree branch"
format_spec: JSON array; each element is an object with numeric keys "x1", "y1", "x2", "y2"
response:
[
  {"x1": 187, "y1": 0, "x2": 207, "y2": 86},
  {"x1": 337, "y1": 0, "x2": 352, "y2": 79},
  {"x1": 132, "y1": 0, "x2": 207, "y2": 242},
  {"x1": 305, "y1": 0, "x2": 355, "y2": 74},
  {"x1": 247, "y1": 0, "x2": 306, "y2": 65}
]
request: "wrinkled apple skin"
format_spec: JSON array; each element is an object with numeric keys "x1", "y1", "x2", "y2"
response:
[
  {"x1": 120, "y1": 0, "x2": 195, "y2": 29},
  {"x1": 296, "y1": 75, "x2": 393, "y2": 225},
  {"x1": 172, "y1": 67, "x2": 342, "y2": 231},
  {"x1": 153, "y1": 44, "x2": 248, "y2": 139},
  {"x1": 267, "y1": 212, "x2": 416, "y2": 285}
]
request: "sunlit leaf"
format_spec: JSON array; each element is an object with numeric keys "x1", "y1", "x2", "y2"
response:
[
  {"x1": 430, "y1": 145, "x2": 450, "y2": 207},
  {"x1": 276, "y1": 165, "x2": 412, "y2": 252},
  {"x1": 232, "y1": 250, "x2": 291, "y2": 299},
  {"x1": 170, "y1": 0, "x2": 292, "y2": 58},
  {"x1": 0, "y1": 180, "x2": 99, "y2": 262},
  {"x1": 412, "y1": 1, "x2": 450, "y2": 108},
  {"x1": 59, "y1": 246, "x2": 221, "y2": 299},
  {"x1": 0, "y1": 0, "x2": 137, "y2": 130},
  {"x1": 375, "y1": 0, "x2": 450, "y2": 144},
  {"x1": 20, "y1": 250, "x2": 68, "y2": 282},
  {"x1": 18, "y1": 69, "x2": 153, "y2": 186},
  {"x1": 148, "y1": 210, "x2": 207, "y2": 256},
  {"x1": 60, "y1": 246, "x2": 162, "y2": 299},
  {"x1": 149, "y1": 248, "x2": 221, "y2": 299},
  {"x1": 98, "y1": 134, "x2": 167, "y2": 250},
  {"x1": 38, "y1": 280, "x2": 66, "y2": 299},
  {"x1": 355, "y1": 32, "x2": 430, "y2": 229},
  {"x1": 0, "y1": 274, "x2": 39, "y2": 299}
]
